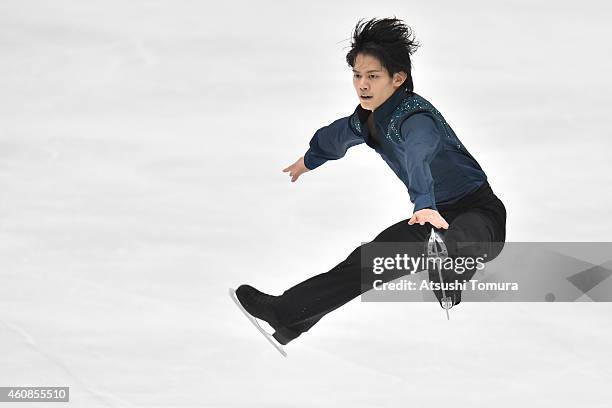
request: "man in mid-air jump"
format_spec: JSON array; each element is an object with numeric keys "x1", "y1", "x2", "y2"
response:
[{"x1": 230, "y1": 17, "x2": 507, "y2": 354}]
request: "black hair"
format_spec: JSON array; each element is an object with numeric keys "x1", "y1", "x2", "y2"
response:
[{"x1": 345, "y1": 17, "x2": 421, "y2": 92}]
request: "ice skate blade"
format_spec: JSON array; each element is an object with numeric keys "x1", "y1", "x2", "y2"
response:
[
  {"x1": 441, "y1": 296, "x2": 453, "y2": 320},
  {"x1": 228, "y1": 288, "x2": 287, "y2": 357}
]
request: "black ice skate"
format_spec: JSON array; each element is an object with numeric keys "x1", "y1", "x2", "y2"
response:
[{"x1": 229, "y1": 285, "x2": 298, "y2": 357}]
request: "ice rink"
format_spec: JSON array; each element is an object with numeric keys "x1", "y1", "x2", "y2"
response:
[{"x1": 1, "y1": 1, "x2": 611, "y2": 406}]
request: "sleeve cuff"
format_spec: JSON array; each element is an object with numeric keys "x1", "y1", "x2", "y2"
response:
[
  {"x1": 413, "y1": 194, "x2": 437, "y2": 212},
  {"x1": 303, "y1": 150, "x2": 326, "y2": 170}
]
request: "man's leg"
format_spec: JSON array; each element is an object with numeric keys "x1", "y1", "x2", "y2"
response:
[
  {"x1": 271, "y1": 220, "x2": 432, "y2": 342},
  {"x1": 237, "y1": 208, "x2": 505, "y2": 344}
]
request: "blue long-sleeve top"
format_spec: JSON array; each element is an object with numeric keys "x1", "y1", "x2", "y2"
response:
[{"x1": 303, "y1": 87, "x2": 488, "y2": 212}]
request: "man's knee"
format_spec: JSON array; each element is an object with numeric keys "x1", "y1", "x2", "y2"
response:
[{"x1": 443, "y1": 223, "x2": 490, "y2": 259}]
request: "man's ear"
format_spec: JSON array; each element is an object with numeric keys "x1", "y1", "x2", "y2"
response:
[{"x1": 394, "y1": 71, "x2": 408, "y2": 86}]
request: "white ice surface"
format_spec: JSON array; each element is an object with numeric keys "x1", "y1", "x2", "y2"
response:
[{"x1": 1, "y1": 1, "x2": 612, "y2": 407}]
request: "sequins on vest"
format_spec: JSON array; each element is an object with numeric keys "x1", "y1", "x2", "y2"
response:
[{"x1": 350, "y1": 92, "x2": 463, "y2": 151}]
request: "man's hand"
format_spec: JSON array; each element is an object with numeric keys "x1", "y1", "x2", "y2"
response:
[
  {"x1": 282, "y1": 156, "x2": 310, "y2": 182},
  {"x1": 408, "y1": 208, "x2": 449, "y2": 229}
]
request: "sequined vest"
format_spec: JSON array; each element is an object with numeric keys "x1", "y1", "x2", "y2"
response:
[{"x1": 347, "y1": 91, "x2": 477, "y2": 162}]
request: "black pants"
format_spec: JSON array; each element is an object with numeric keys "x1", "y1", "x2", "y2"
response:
[{"x1": 274, "y1": 181, "x2": 507, "y2": 338}]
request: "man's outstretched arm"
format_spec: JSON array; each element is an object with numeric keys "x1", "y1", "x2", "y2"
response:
[{"x1": 283, "y1": 115, "x2": 364, "y2": 182}]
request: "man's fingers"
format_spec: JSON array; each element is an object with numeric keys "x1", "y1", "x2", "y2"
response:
[
  {"x1": 284, "y1": 168, "x2": 300, "y2": 182},
  {"x1": 439, "y1": 216, "x2": 449, "y2": 229},
  {"x1": 407, "y1": 211, "x2": 450, "y2": 229},
  {"x1": 431, "y1": 217, "x2": 448, "y2": 229}
]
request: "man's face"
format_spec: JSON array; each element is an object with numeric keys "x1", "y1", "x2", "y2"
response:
[{"x1": 352, "y1": 53, "x2": 406, "y2": 111}]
